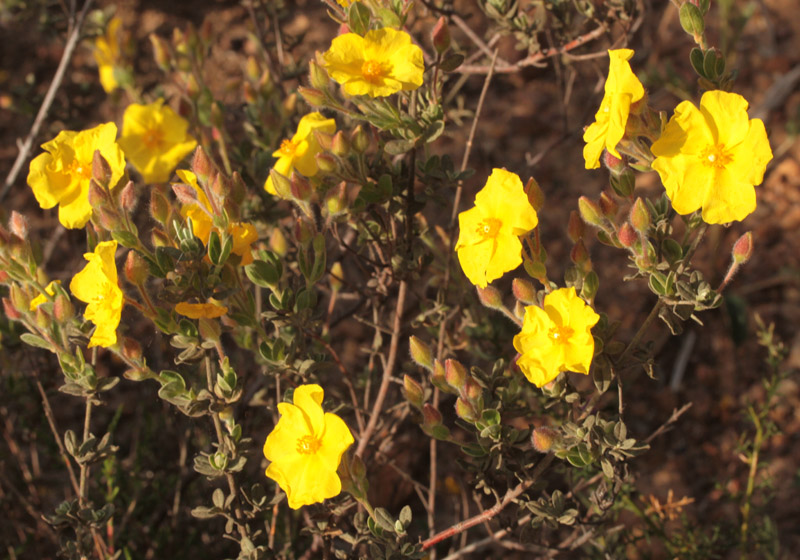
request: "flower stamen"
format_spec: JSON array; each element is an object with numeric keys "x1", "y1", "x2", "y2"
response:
[
  {"x1": 296, "y1": 434, "x2": 321, "y2": 455},
  {"x1": 68, "y1": 159, "x2": 92, "y2": 181},
  {"x1": 548, "y1": 324, "x2": 574, "y2": 344},
  {"x1": 475, "y1": 217, "x2": 502, "y2": 240},
  {"x1": 142, "y1": 127, "x2": 165, "y2": 150},
  {"x1": 361, "y1": 59, "x2": 384, "y2": 83},
  {"x1": 279, "y1": 139, "x2": 298, "y2": 156},
  {"x1": 700, "y1": 143, "x2": 732, "y2": 169}
]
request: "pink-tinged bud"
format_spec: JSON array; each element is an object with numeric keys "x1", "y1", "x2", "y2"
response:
[
  {"x1": 444, "y1": 359, "x2": 467, "y2": 391},
  {"x1": 315, "y1": 153, "x2": 338, "y2": 174},
  {"x1": 120, "y1": 181, "x2": 137, "y2": 213},
  {"x1": 431, "y1": 16, "x2": 451, "y2": 54},
  {"x1": 578, "y1": 196, "x2": 604, "y2": 227},
  {"x1": 290, "y1": 172, "x2": 313, "y2": 202},
  {"x1": 512, "y1": 278, "x2": 537, "y2": 304},
  {"x1": 462, "y1": 377, "x2": 482, "y2": 403},
  {"x1": 122, "y1": 337, "x2": 143, "y2": 361},
  {"x1": 567, "y1": 210, "x2": 585, "y2": 243},
  {"x1": 9, "y1": 211, "x2": 28, "y2": 240},
  {"x1": 422, "y1": 403, "x2": 443, "y2": 427},
  {"x1": 313, "y1": 129, "x2": 334, "y2": 152},
  {"x1": 173, "y1": 183, "x2": 200, "y2": 206},
  {"x1": 192, "y1": 146, "x2": 213, "y2": 182},
  {"x1": 53, "y1": 293, "x2": 74, "y2": 322},
  {"x1": 298, "y1": 86, "x2": 325, "y2": 108},
  {"x1": 150, "y1": 188, "x2": 171, "y2": 224},
  {"x1": 531, "y1": 426, "x2": 560, "y2": 453},
  {"x1": 10, "y1": 283, "x2": 30, "y2": 312},
  {"x1": 294, "y1": 217, "x2": 315, "y2": 246},
  {"x1": 3, "y1": 297, "x2": 21, "y2": 320},
  {"x1": 409, "y1": 336, "x2": 433, "y2": 370},
  {"x1": 598, "y1": 191, "x2": 618, "y2": 219},
  {"x1": 269, "y1": 227, "x2": 288, "y2": 257},
  {"x1": 602, "y1": 150, "x2": 626, "y2": 176},
  {"x1": 629, "y1": 198, "x2": 650, "y2": 233},
  {"x1": 351, "y1": 125, "x2": 369, "y2": 154},
  {"x1": 308, "y1": 60, "x2": 329, "y2": 91},
  {"x1": 124, "y1": 250, "x2": 149, "y2": 285},
  {"x1": 0, "y1": 270, "x2": 8, "y2": 283},
  {"x1": 431, "y1": 359, "x2": 449, "y2": 391},
  {"x1": 732, "y1": 231, "x2": 753, "y2": 264},
  {"x1": 149, "y1": 33, "x2": 171, "y2": 71},
  {"x1": 151, "y1": 228, "x2": 169, "y2": 248},
  {"x1": 617, "y1": 222, "x2": 637, "y2": 248},
  {"x1": 35, "y1": 305, "x2": 49, "y2": 328},
  {"x1": 92, "y1": 150, "x2": 112, "y2": 187},
  {"x1": 331, "y1": 130, "x2": 350, "y2": 157},
  {"x1": 524, "y1": 176, "x2": 545, "y2": 212},
  {"x1": 325, "y1": 181, "x2": 348, "y2": 216},
  {"x1": 570, "y1": 239, "x2": 589, "y2": 265},
  {"x1": 403, "y1": 375, "x2": 425, "y2": 409},
  {"x1": 476, "y1": 285, "x2": 503, "y2": 309},
  {"x1": 455, "y1": 397, "x2": 479, "y2": 422},
  {"x1": 88, "y1": 180, "x2": 110, "y2": 208}
]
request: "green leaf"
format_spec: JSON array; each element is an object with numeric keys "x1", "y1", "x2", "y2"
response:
[
  {"x1": 690, "y1": 47, "x2": 705, "y2": 78},
  {"x1": 348, "y1": 2, "x2": 371, "y2": 36},
  {"x1": 439, "y1": 52, "x2": 464, "y2": 72},
  {"x1": 679, "y1": 2, "x2": 704, "y2": 36},
  {"x1": 384, "y1": 138, "x2": 416, "y2": 155},
  {"x1": 245, "y1": 260, "x2": 280, "y2": 287},
  {"x1": 20, "y1": 333, "x2": 54, "y2": 352},
  {"x1": 111, "y1": 230, "x2": 139, "y2": 249},
  {"x1": 703, "y1": 48, "x2": 720, "y2": 80}
]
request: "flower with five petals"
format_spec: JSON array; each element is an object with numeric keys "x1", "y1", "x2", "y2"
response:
[
  {"x1": 265, "y1": 112, "x2": 336, "y2": 195},
  {"x1": 69, "y1": 241, "x2": 124, "y2": 348}
]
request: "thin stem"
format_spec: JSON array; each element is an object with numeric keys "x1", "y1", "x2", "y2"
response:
[
  {"x1": 740, "y1": 406, "x2": 762, "y2": 556},
  {"x1": 35, "y1": 380, "x2": 81, "y2": 496},
  {"x1": 78, "y1": 399, "x2": 93, "y2": 507}
]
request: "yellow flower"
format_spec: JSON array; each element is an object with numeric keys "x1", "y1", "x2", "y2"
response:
[
  {"x1": 513, "y1": 287, "x2": 600, "y2": 388},
  {"x1": 93, "y1": 17, "x2": 123, "y2": 93},
  {"x1": 651, "y1": 90, "x2": 772, "y2": 224},
  {"x1": 176, "y1": 170, "x2": 258, "y2": 265},
  {"x1": 29, "y1": 280, "x2": 62, "y2": 311},
  {"x1": 322, "y1": 27, "x2": 424, "y2": 98},
  {"x1": 69, "y1": 241, "x2": 123, "y2": 348},
  {"x1": 265, "y1": 112, "x2": 336, "y2": 195},
  {"x1": 27, "y1": 123, "x2": 126, "y2": 229},
  {"x1": 583, "y1": 49, "x2": 645, "y2": 169},
  {"x1": 175, "y1": 300, "x2": 228, "y2": 319},
  {"x1": 118, "y1": 99, "x2": 197, "y2": 184},
  {"x1": 455, "y1": 169, "x2": 539, "y2": 288},
  {"x1": 263, "y1": 384, "x2": 354, "y2": 509}
]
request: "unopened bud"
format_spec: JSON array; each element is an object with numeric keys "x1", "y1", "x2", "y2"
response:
[
  {"x1": 298, "y1": 86, "x2": 325, "y2": 108},
  {"x1": 603, "y1": 150, "x2": 626, "y2": 176},
  {"x1": 431, "y1": 359, "x2": 449, "y2": 391},
  {"x1": 120, "y1": 181, "x2": 137, "y2": 212},
  {"x1": 455, "y1": 397, "x2": 479, "y2": 422},
  {"x1": 92, "y1": 150, "x2": 112, "y2": 187},
  {"x1": 617, "y1": 222, "x2": 637, "y2": 248},
  {"x1": 173, "y1": 183, "x2": 200, "y2": 206},
  {"x1": 10, "y1": 283, "x2": 30, "y2": 312},
  {"x1": 351, "y1": 125, "x2": 369, "y2": 154},
  {"x1": 444, "y1": 359, "x2": 467, "y2": 391},
  {"x1": 283, "y1": 92, "x2": 297, "y2": 114},
  {"x1": 2, "y1": 297, "x2": 21, "y2": 320},
  {"x1": 531, "y1": 426, "x2": 560, "y2": 453},
  {"x1": 308, "y1": 60, "x2": 329, "y2": 91},
  {"x1": 35, "y1": 305, "x2": 49, "y2": 328},
  {"x1": 192, "y1": 146, "x2": 213, "y2": 182},
  {"x1": 330, "y1": 261, "x2": 344, "y2": 292},
  {"x1": 431, "y1": 17, "x2": 451, "y2": 54},
  {"x1": 512, "y1": 278, "x2": 537, "y2": 304},
  {"x1": 578, "y1": 196, "x2": 604, "y2": 227},
  {"x1": 124, "y1": 250, "x2": 149, "y2": 285},
  {"x1": 422, "y1": 403, "x2": 443, "y2": 427},
  {"x1": 315, "y1": 153, "x2": 338, "y2": 174},
  {"x1": 476, "y1": 285, "x2": 503, "y2": 309},
  {"x1": 732, "y1": 231, "x2": 753, "y2": 264},
  {"x1": 409, "y1": 336, "x2": 433, "y2": 370},
  {"x1": 403, "y1": 375, "x2": 425, "y2": 409},
  {"x1": 325, "y1": 181, "x2": 348, "y2": 216},
  {"x1": 331, "y1": 130, "x2": 350, "y2": 157},
  {"x1": 290, "y1": 172, "x2": 313, "y2": 202},
  {"x1": 88, "y1": 180, "x2": 110, "y2": 208},
  {"x1": 122, "y1": 337, "x2": 143, "y2": 361},
  {"x1": 599, "y1": 191, "x2": 618, "y2": 219},
  {"x1": 269, "y1": 227, "x2": 288, "y2": 257},
  {"x1": 294, "y1": 217, "x2": 315, "y2": 246},
  {"x1": 9, "y1": 211, "x2": 28, "y2": 240},
  {"x1": 150, "y1": 187, "x2": 171, "y2": 224},
  {"x1": 570, "y1": 240, "x2": 590, "y2": 269},
  {"x1": 149, "y1": 33, "x2": 171, "y2": 71},
  {"x1": 567, "y1": 210, "x2": 585, "y2": 243},
  {"x1": 524, "y1": 176, "x2": 544, "y2": 212},
  {"x1": 268, "y1": 169, "x2": 292, "y2": 199},
  {"x1": 462, "y1": 377, "x2": 482, "y2": 403},
  {"x1": 53, "y1": 293, "x2": 74, "y2": 322},
  {"x1": 313, "y1": 129, "x2": 333, "y2": 152},
  {"x1": 630, "y1": 198, "x2": 650, "y2": 233}
]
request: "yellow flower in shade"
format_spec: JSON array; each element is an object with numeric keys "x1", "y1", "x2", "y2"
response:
[
  {"x1": 69, "y1": 241, "x2": 123, "y2": 348},
  {"x1": 27, "y1": 123, "x2": 126, "y2": 229},
  {"x1": 455, "y1": 169, "x2": 539, "y2": 288},
  {"x1": 263, "y1": 384, "x2": 354, "y2": 509},
  {"x1": 513, "y1": 287, "x2": 600, "y2": 388},
  {"x1": 176, "y1": 170, "x2": 258, "y2": 265},
  {"x1": 29, "y1": 280, "x2": 62, "y2": 311},
  {"x1": 118, "y1": 99, "x2": 197, "y2": 184},
  {"x1": 93, "y1": 17, "x2": 123, "y2": 93},
  {"x1": 583, "y1": 49, "x2": 645, "y2": 169},
  {"x1": 265, "y1": 113, "x2": 336, "y2": 195},
  {"x1": 175, "y1": 300, "x2": 228, "y2": 319},
  {"x1": 322, "y1": 27, "x2": 424, "y2": 98},
  {"x1": 651, "y1": 90, "x2": 772, "y2": 224}
]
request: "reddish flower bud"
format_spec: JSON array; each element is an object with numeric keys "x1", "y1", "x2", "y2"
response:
[
  {"x1": 567, "y1": 210, "x2": 585, "y2": 243},
  {"x1": 120, "y1": 181, "x2": 137, "y2": 213},
  {"x1": 331, "y1": 130, "x2": 350, "y2": 157},
  {"x1": 462, "y1": 377, "x2": 482, "y2": 403},
  {"x1": 3, "y1": 297, "x2": 21, "y2": 320},
  {"x1": 192, "y1": 146, "x2": 213, "y2": 182},
  {"x1": 732, "y1": 231, "x2": 753, "y2": 264},
  {"x1": 512, "y1": 278, "x2": 537, "y2": 304},
  {"x1": 150, "y1": 187, "x2": 171, "y2": 224},
  {"x1": 524, "y1": 176, "x2": 545, "y2": 212},
  {"x1": 173, "y1": 183, "x2": 200, "y2": 206},
  {"x1": 629, "y1": 198, "x2": 650, "y2": 233},
  {"x1": 294, "y1": 217, "x2": 315, "y2": 246},
  {"x1": 53, "y1": 293, "x2": 74, "y2": 322},
  {"x1": 531, "y1": 426, "x2": 560, "y2": 453},
  {"x1": 431, "y1": 16, "x2": 451, "y2": 54},
  {"x1": 599, "y1": 191, "x2": 618, "y2": 219},
  {"x1": 617, "y1": 222, "x2": 637, "y2": 248},
  {"x1": 290, "y1": 172, "x2": 313, "y2": 202},
  {"x1": 602, "y1": 150, "x2": 626, "y2": 176},
  {"x1": 422, "y1": 403, "x2": 443, "y2": 427},
  {"x1": 403, "y1": 375, "x2": 425, "y2": 409},
  {"x1": 10, "y1": 283, "x2": 30, "y2": 313},
  {"x1": 444, "y1": 359, "x2": 467, "y2": 391},
  {"x1": 92, "y1": 149, "x2": 112, "y2": 187},
  {"x1": 409, "y1": 336, "x2": 433, "y2": 370},
  {"x1": 315, "y1": 153, "x2": 338, "y2": 174},
  {"x1": 122, "y1": 337, "x2": 143, "y2": 361},
  {"x1": 9, "y1": 211, "x2": 28, "y2": 240},
  {"x1": 476, "y1": 285, "x2": 503, "y2": 309},
  {"x1": 124, "y1": 250, "x2": 149, "y2": 285},
  {"x1": 570, "y1": 239, "x2": 589, "y2": 265}
]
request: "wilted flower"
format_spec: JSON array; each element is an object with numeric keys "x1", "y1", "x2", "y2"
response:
[
  {"x1": 27, "y1": 123, "x2": 126, "y2": 228},
  {"x1": 583, "y1": 49, "x2": 645, "y2": 169},
  {"x1": 263, "y1": 384, "x2": 354, "y2": 509},
  {"x1": 651, "y1": 90, "x2": 772, "y2": 224},
  {"x1": 69, "y1": 241, "x2": 123, "y2": 348},
  {"x1": 323, "y1": 27, "x2": 424, "y2": 98},
  {"x1": 513, "y1": 287, "x2": 599, "y2": 388},
  {"x1": 265, "y1": 112, "x2": 336, "y2": 196},
  {"x1": 118, "y1": 99, "x2": 197, "y2": 183},
  {"x1": 455, "y1": 169, "x2": 539, "y2": 288}
]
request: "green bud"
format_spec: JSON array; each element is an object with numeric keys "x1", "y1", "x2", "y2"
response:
[
  {"x1": 430, "y1": 359, "x2": 450, "y2": 392},
  {"x1": 422, "y1": 403, "x2": 443, "y2": 427},
  {"x1": 630, "y1": 198, "x2": 651, "y2": 233},
  {"x1": 351, "y1": 125, "x2": 369, "y2": 154},
  {"x1": 444, "y1": 359, "x2": 467, "y2": 391},
  {"x1": 331, "y1": 130, "x2": 350, "y2": 157},
  {"x1": 512, "y1": 278, "x2": 537, "y2": 304},
  {"x1": 578, "y1": 196, "x2": 604, "y2": 227},
  {"x1": 308, "y1": 60, "x2": 329, "y2": 91},
  {"x1": 431, "y1": 16, "x2": 451, "y2": 54},
  {"x1": 409, "y1": 336, "x2": 433, "y2": 370},
  {"x1": 476, "y1": 285, "x2": 503, "y2": 309},
  {"x1": 455, "y1": 397, "x2": 479, "y2": 423},
  {"x1": 403, "y1": 375, "x2": 424, "y2": 409}
]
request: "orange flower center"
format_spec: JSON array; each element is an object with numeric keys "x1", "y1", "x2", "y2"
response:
[
  {"x1": 296, "y1": 434, "x2": 321, "y2": 455},
  {"x1": 476, "y1": 217, "x2": 502, "y2": 240},
  {"x1": 279, "y1": 139, "x2": 298, "y2": 156},
  {"x1": 548, "y1": 324, "x2": 574, "y2": 344},
  {"x1": 142, "y1": 127, "x2": 165, "y2": 150},
  {"x1": 68, "y1": 159, "x2": 92, "y2": 181},
  {"x1": 361, "y1": 59, "x2": 384, "y2": 83},
  {"x1": 700, "y1": 143, "x2": 732, "y2": 169}
]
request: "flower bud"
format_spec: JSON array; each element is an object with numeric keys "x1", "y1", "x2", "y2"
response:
[
  {"x1": 567, "y1": 210, "x2": 585, "y2": 243},
  {"x1": 120, "y1": 181, "x2": 137, "y2": 213},
  {"x1": 294, "y1": 217, "x2": 315, "y2": 246},
  {"x1": 298, "y1": 86, "x2": 325, "y2": 108},
  {"x1": 476, "y1": 285, "x2": 503, "y2": 309},
  {"x1": 524, "y1": 176, "x2": 545, "y2": 212},
  {"x1": 243, "y1": 81, "x2": 257, "y2": 104},
  {"x1": 330, "y1": 262, "x2": 344, "y2": 292},
  {"x1": 431, "y1": 17, "x2": 451, "y2": 54},
  {"x1": 173, "y1": 183, "x2": 200, "y2": 206},
  {"x1": 269, "y1": 227, "x2": 288, "y2": 257},
  {"x1": 598, "y1": 191, "x2": 618, "y2": 220},
  {"x1": 351, "y1": 125, "x2": 369, "y2": 154},
  {"x1": 88, "y1": 180, "x2": 110, "y2": 209},
  {"x1": 124, "y1": 250, "x2": 149, "y2": 285},
  {"x1": 331, "y1": 130, "x2": 350, "y2": 157},
  {"x1": 462, "y1": 377, "x2": 482, "y2": 403},
  {"x1": 290, "y1": 172, "x2": 313, "y2": 202},
  {"x1": 52, "y1": 292, "x2": 73, "y2": 321},
  {"x1": 512, "y1": 278, "x2": 537, "y2": 304},
  {"x1": 3, "y1": 297, "x2": 21, "y2": 320},
  {"x1": 92, "y1": 149, "x2": 113, "y2": 187},
  {"x1": 268, "y1": 169, "x2": 292, "y2": 199},
  {"x1": 431, "y1": 359, "x2": 449, "y2": 391},
  {"x1": 629, "y1": 198, "x2": 650, "y2": 233},
  {"x1": 531, "y1": 426, "x2": 560, "y2": 453},
  {"x1": 9, "y1": 211, "x2": 28, "y2": 240},
  {"x1": 578, "y1": 196, "x2": 604, "y2": 227},
  {"x1": 308, "y1": 60, "x2": 329, "y2": 91},
  {"x1": 283, "y1": 92, "x2": 297, "y2": 114},
  {"x1": 150, "y1": 188, "x2": 171, "y2": 224},
  {"x1": 192, "y1": 146, "x2": 213, "y2": 182},
  {"x1": 10, "y1": 283, "x2": 30, "y2": 313},
  {"x1": 325, "y1": 181, "x2": 348, "y2": 216},
  {"x1": 403, "y1": 375, "x2": 425, "y2": 409},
  {"x1": 35, "y1": 305, "x2": 49, "y2": 328},
  {"x1": 122, "y1": 337, "x2": 143, "y2": 361},
  {"x1": 409, "y1": 336, "x2": 433, "y2": 370},
  {"x1": 149, "y1": 33, "x2": 171, "y2": 71},
  {"x1": 315, "y1": 153, "x2": 338, "y2": 174},
  {"x1": 422, "y1": 403, "x2": 443, "y2": 427},
  {"x1": 444, "y1": 359, "x2": 467, "y2": 391},
  {"x1": 570, "y1": 239, "x2": 589, "y2": 265},
  {"x1": 732, "y1": 231, "x2": 753, "y2": 264},
  {"x1": 617, "y1": 222, "x2": 637, "y2": 248},
  {"x1": 602, "y1": 150, "x2": 626, "y2": 176},
  {"x1": 455, "y1": 397, "x2": 479, "y2": 422}
]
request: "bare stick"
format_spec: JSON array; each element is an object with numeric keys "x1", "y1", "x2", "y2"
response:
[
  {"x1": 35, "y1": 380, "x2": 81, "y2": 496},
  {"x1": 1, "y1": 0, "x2": 94, "y2": 201}
]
